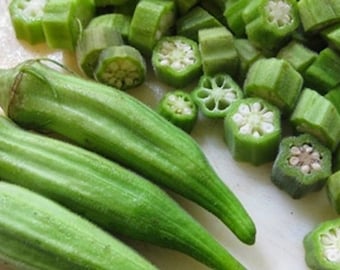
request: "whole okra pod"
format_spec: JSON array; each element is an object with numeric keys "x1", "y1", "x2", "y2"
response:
[{"x1": 0, "y1": 59, "x2": 256, "y2": 245}]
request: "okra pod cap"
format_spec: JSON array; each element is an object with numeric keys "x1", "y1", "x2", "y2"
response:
[{"x1": 271, "y1": 133, "x2": 332, "y2": 199}]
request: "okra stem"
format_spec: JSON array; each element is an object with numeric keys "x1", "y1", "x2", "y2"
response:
[{"x1": 0, "y1": 59, "x2": 256, "y2": 245}]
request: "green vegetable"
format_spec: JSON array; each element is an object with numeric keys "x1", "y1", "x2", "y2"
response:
[
  {"x1": 174, "y1": 0, "x2": 199, "y2": 15},
  {"x1": 290, "y1": 88, "x2": 340, "y2": 152},
  {"x1": 304, "y1": 47, "x2": 340, "y2": 94},
  {"x1": 94, "y1": 0, "x2": 129, "y2": 6},
  {"x1": 8, "y1": 0, "x2": 47, "y2": 44},
  {"x1": 151, "y1": 35, "x2": 202, "y2": 88},
  {"x1": 326, "y1": 171, "x2": 340, "y2": 214},
  {"x1": 0, "y1": 59, "x2": 256, "y2": 245},
  {"x1": 176, "y1": 6, "x2": 222, "y2": 42},
  {"x1": 198, "y1": 26, "x2": 239, "y2": 77},
  {"x1": 76, "y1": 26, "x2": 124, "y2": 78},
  {"x1": 192, "y1": 73, "x2": 243, "y2": 118},
  {"x1": 304, "y1": 218, "x2": 340, "y2": 270},
  {"x1": 322, "y1": 23, "x2": 340, "y2": 51},
  {"x1": 325, "y1": 85, "x2": 340, "y2": 115},
  {"x1": 243, "y1": 57, "x2": 303, "y2": 116},
  {"x1": 298, "y1": 0, "x2": 340, "y2": 33},
  {"x1": 94, "y1": 45, "x2": 147, "y2": 90},
  {"x1": 0, "y1": 113, "x2": 245, "y2": 270},
  {"x1": 224, "y1": 0, "x2": 250, "y2": 37},
  {"x1": 244, "y1": 0, "x2": 300, "y2": 51},
  {"x1": 0, "y1": 181, "x2": 157, "y2": 270},
  {"x1": 271, "y1": 133, "x2": 332, "y2": 199},
  {"x1": 42, "y1": 0, "x2": 95, "y2": 51},
  {"x1": 224, "y1": 97, "x2": 281, "y2": 166},
  {"x1": 157, "y1": 90, "x2": 198, "y2": 133},
  {"x1": 128, "y1": 0, "x2": 175, "y2": 55}
]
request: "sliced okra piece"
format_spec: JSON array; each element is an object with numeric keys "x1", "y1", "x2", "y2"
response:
[
  {"x1": 94, "y1": 45, "x2": 147, "y2": 90},
  {"x1": 243, "y1": 58, "x2": 303, "y2": 116},
  {"x1": 42, "y1": 0, "x2": 95, "y2": 51},
  {"x1": 322, "y1": 23, "x2": 340, "y2": 51},
  {"x1": 271, "y1": 134, "x2": 332, "y2": 199},
  {"x1": 224, "y1": 0, "x2": 250, "y2": 37},
  {"x1": 298, "y1": 0, "x2": 340, "y2": 33},
  {"x1": 234, "y1": 38, "x2": 264, "y2": 82},
  {"x1": 200, "y1": 0, "x2": 227, "y2": 25},
  {"x1": 276, "y1": 40, "x2": 318, "y2": 74},
  {"x1": 76, "y1": 27, "x2": 124, "y2": 78},
  {"x1": 224, "y1": 97, "x2": 281, "y2": 166},
  {"x1": 128, "y1": 0, "x2": 175, "y2": 55},
  {"x1": 290, "y1": 88, "x2": 340, "y2": 152},
  {"x1": 176, "y1": 6, "x2": 222, "y2": 42},
  {"x1": 8, "y1": 0, "x2": 47, "y2": 44},
  {"x1": 325, "y1": 85, "x2": 340, "y2": 115},
  {"x1": 244, "y1": 0, "x2": 300, "y2": 51},
  {"x1": 327, "y1": 171, "x2": 340, "y2": 214},
  {"x1": 198, "y1": 26, "x2": 239, "y2": 77},
  {"x1": 174, "y1": 0, "x2": 199, "y2": 15},
  {"x1": 94, "y1": 0, "x2": 129, "y2": 6},
  {"x1": 192, "y1": 73, "x2": 243, "y2": 118},
  {"x1": 87, "y1": 13, "x2": 131, "y2": 42},
  {"x1": 151, "y1": 36, "x2": 202, "y2": 88},
  {"x1": 304, "y1": 48, "x2": 340, "y2": 94},
  {"x1": 304, "y1": 218, "x2": 340, "y2": 270},
  {"x1": 157, "y1": 90, "x2": 198, "y2": 133}
]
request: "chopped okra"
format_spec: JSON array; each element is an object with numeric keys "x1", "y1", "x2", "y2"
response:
[
  {"x1": 322, "y1": 23, "x2": 340, "y2": 51},
  {"x1": 244, "y1": 0, "x2": 300, "y2": 51},
  {"x1": 223, "y1": 0, "x2": 250, "y2": 37},
  {"x1": 192, "y1": 73, "x2": 243, "y2": 119},
  {"x1": 198, "y1": 26, "x2": 239, "y2": 77},
  {"x1": 94, "y1": 45, "x2": 146, "y2": 90},
  {"x1": 290, "y1": 88, "x2": 340, "y2": 152},
  {"x1": 271, "y1": 134, "x2": 332, "y2": 199},
  {"x1": 151, "y1": 36, "x2": 202, "y2": 88},
  {"x1": 304, "y1": 218, "x2": 340, "y2": 270},
  {"x1": 325, "y1": 86, "x2": 340, "y2": 115},
  {"x1": 157, "y1": 90, "x2": 198, "y2": 133},
  {"x1": 128, "y1": 0, "x2": 175, "y2": 55},
  {"x1": 8, "y1": 0, "x2": 47, "y2": 44},
  {"x1": 224, "y1": 97, "x2": 281, "y2": 166},
  {"x1": 327, "y1": 171, "x2": 340, "y2": 215},
  {"x1": 244, "y1": 57, "x2": 303, "y2": 116}
]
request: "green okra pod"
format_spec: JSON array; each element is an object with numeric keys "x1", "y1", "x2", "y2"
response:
[
  {"x1": 0, "y1": 113, "x2": 245, "y2": 270},
  {"x1": 0, "y1": 59, "x2": 256, "y2": 245},
  {"x1": 0, "y1": 182, "x2": 157, "y2": 270}
]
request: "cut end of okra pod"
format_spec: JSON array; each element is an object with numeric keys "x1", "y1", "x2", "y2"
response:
[
  {"x1": 304, "y1": 218, "x2": 340, "y2": 270},
  {"x1": 8, "y1": 0, "x2": 47, "y2": 44},
  {"x1": 327, "y1": 171, "x2": 340, "y2": 215},
  {"x1": 192, "y1": 73, "x2": 243, "y2": 119},
  {"x1": 157, "y1": 90, "x2": 198, "y2": 133},
  {"x1": 244, "y1": 57, "x2": 303, "y2": 116},
  {"x1": 152, "y1": 36, "x2": 202, "y2": 88},
  {"x1": 290, "y1": 88, "x2": 340, "y2": 152},
  {"x1": 271, "y1": 133, "x2": 332, "y2": 199},
  {"x1": 94, "y1": 45, "x2": 147, "y2": 90},
  {"x1": 224, "y1": 97, "x2": 281, "y2": 166}
]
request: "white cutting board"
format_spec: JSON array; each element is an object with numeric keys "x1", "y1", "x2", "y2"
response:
[{"x1": 0, "y1": 1, "x2": 337, "y2": 269}]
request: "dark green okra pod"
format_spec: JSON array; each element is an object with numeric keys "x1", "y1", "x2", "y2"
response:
[
  {"x1": 271, "y1": 134, "x2": 332, "y2": 199},
  {"x1": 157, "y1": 90, "x2": 198, "y2": 133},
  {"x1": 224, "y1": 97, "x2": 281, "y2": 166},
  {"x1": 0, "y1": 59, "x2": 256, "y2": 245},
  {"x1": 304, "y1": 218, "x2": 340, "y2": 270}
]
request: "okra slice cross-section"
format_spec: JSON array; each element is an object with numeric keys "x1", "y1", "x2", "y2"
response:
[
  {"x1": 94, "y1": 45, "x2": 147, "y2": 90},
  {"x1": 304, "y1": 218, "x2": 340, "y2": 270},
  {"x1": 192, "y1": 73, "x2": 243, "y2": 118},
  {"x1": 224, "y1": 97, "x2": 281, "y2": 166},
  {"x1": 152, "y1": 36, "x2": 202, "y2": 88},
  {"x1": 271, "y1": 133, "x2": 332, "y2": 199},
  {"x1": 157, "y1": 90, "x2": 198, "y2": 133}
]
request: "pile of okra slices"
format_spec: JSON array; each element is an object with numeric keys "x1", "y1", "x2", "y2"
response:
[{"x1": 8, "y1": 0, "x2": 340, "y2": 268}]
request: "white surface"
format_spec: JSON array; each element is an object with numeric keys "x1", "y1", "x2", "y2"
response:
[{"x1": 0, "y1": 1, "x2": 337, "y2": 270}]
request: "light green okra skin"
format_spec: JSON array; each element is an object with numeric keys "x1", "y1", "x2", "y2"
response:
[
  {"x1": 0, "y1": 182, "x2": 157, "y2": 270},
  {"x1": 0, "y1": 59, "x2": 256, "y2": 246},
  {"x1": 0, "y1": 114, "x2": 245, "y2": 270}
]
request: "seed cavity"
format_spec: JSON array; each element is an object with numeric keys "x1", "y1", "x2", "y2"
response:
[
  {"x1": 320, "y1": 227, "x2": 340, "y2": 262},
  {"x1": 158, "y1": 40, "x2": 196, "y2": 71},
  {"x1": 166, "y1": 94, "x2": 193, "y2": 115},
  {"x1": 232, "y1": 102, "x2": 275, "y2": 137},
  {"x1": 19, "y1": 0, "x2": 46, "y2": 19},
  {"x1": 288, "y1": 143, "x2": 322, "y2": 174},
  {"x1": 265, "y1": 0, "x2": 293, "y2": 27}
]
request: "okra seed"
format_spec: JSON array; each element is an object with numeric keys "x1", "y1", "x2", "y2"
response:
[
  {"x1": 320, "y1": 228, "x2": 340, "y2": 262},
  {"x1": 167, "y1": 94, "x2": 193, "y2": 115},
  {"x1": 265, "y1": 0, "x2": 293, "y2": 27},
  {"x1": 288, "y1": 144, "x2": 322, "y2": 174}
]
